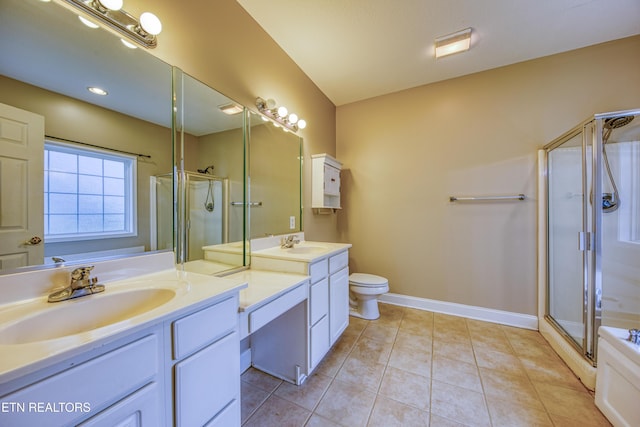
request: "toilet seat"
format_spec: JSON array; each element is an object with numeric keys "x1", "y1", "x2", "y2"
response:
[{"x1": 349, "y1": 273, "x2": 388, "y2": 288}]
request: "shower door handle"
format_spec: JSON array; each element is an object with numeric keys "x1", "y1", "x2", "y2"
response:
[{"x1": 578, "y1": 231, "x2": 591, "y2": 251}]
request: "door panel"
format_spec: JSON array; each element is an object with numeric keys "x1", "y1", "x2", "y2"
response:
[
  {"x1": 0, "y1": 103, "x2": 44, "y2": 270},
  {"x1": 547, "y1": 130, "x2": 586, "y2": 349}
]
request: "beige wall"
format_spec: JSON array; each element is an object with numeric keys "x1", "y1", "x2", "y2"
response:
[
  {"x1": 124, "y1": 0, "x2": 339, "y2": 243},
  {"x1": 336, "y1": 36, "x2": 640, "y2": 315}
]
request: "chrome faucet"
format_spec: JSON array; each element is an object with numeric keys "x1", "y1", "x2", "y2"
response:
[
  {"x1": 280, "y1": 235, "x2": 300, "y2": 249},
  {"x1": 48, "y1": 266, "x2": 105, "y2": 303}
]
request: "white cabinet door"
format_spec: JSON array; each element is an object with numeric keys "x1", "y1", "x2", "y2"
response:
[
  {"x1": 324, "y1": 164, "x2": 340, "y2": 195},
  {"x1": 174, "y1": 332, "x2": 239, "y2": 427},
  {"x1": 79, "y1": 382, "x2": 162, "y2": 427},
  {"x1": 329, "y1": 267, "x2": 349, "y2": 345},
  {"x1": 310, "y1": 315, "x2": 330, "y2": 369}
]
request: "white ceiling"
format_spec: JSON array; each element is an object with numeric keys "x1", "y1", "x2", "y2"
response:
[{"x1": 237, "y1": 0, "x2": 640, "y2": 106}]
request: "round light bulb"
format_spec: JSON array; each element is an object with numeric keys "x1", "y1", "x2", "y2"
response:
[
  {"x1": 140, "y1": 12, "x2": 162, "y2": 35},
  {"x1": 288, "y1": 113, "x2": 298, "y2": 124},
  {"x1": 297, "y1": 119, "x2": 307, "y2": 129},
  {"x1": 266, "y1": 98, "x2": 277, "y2": 109},
  {"x1": 99, "y1": 0, "x2": 123, "y2": 11},
  {"x1": 277, "y1": 106, "x2": 288, "y2": 117}
]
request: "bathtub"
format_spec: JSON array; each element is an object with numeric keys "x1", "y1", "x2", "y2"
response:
[{"x1": 595, "y1": 326, "x2": 640, "y2": 427}]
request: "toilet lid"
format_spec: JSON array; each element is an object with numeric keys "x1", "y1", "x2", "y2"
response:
[{"x1": 349, "y1": 273, "x2": 388, "y2": 286}]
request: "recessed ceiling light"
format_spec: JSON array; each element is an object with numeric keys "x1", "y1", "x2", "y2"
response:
[
  {"x1": 435, "y1": 28, "x2": 472, "y2": 59},
  {"x1": 87, "y1": 87, "x2": 108, "y2": 96}
]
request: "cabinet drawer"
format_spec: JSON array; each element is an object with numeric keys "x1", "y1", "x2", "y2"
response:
[
  {"x1": 309, "y1": 259, "x2": 328, "y2": 284},
  {"x1": 249, "y1": 283, "x2": 307, "y2": 334},
  {"x1": 310, "y1": 315, "x2": 330, "y2": 369},
  {"x1": 0, "y1": 334, "x2": 159, "y2": 426},
  {"x1": 329, "y1": 250, "x2": 348, "y2": 274},
  {"x1": 173, "y1": 296, "x2": 237, "y2": 359},
  {"x1": 175, "y1": 332, "x2": 239, "y2": 427},
  {"x1": 310, "y1": 278, "x2": 328, "y2": 325}
]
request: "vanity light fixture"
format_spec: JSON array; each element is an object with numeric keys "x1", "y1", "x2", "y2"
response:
[
  {"x1": 218, "y1": 103, "x2": 243, "y2": 115},
  {"x1": 58, "y1": 0, "x2": 163, "y2": 48},
  {"x1": 435, "y1": 27, "x2": 472, "y2": 58},
  {"x1": 256, "y1": 97, "x2": 307, "y2": 132}
]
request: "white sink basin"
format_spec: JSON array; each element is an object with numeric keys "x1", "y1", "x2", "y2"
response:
[{"x1": 0, "y1": 287, "x2": 178, "y2": 345}]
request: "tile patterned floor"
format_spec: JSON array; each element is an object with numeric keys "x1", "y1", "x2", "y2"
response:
[{"x1": 241, "y1": 303, "x2": 611, "y2": 427}]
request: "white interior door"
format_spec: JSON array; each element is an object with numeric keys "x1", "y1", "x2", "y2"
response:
[{"x1": 0, "y1": 102, "x2": 44, "y2": 271}]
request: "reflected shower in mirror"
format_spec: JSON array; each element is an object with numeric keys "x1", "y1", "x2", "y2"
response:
[
  {"x1": 248, "y1": 111, "x2": 302, "y2": 239},
  {"x1": 0, "y1": 0, "x2": 173, "y2": 272},
  {"x1": 173, "y1": 69, "x2": 247, "y2": 274}
]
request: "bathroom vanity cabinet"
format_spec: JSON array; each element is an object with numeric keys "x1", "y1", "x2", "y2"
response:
[
  {"x1": 0, "y1": 294, "x2": 241, "y2": 427},
  {"x1": 311, "y1": 153, "x2": 342, "y2": 211},
  {"x1": 251, "y1": 246, "x2": 350, "y2": 374}
]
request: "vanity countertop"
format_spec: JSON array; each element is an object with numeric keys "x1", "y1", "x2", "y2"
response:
[
  {"x1": 251, "y1": 240, "x2": 352, "y2": 263},
  {"x1": 223, "y1": 269, "x2": 310, "y2": 312},
  {"x1": 0, "y1": 267, "x2": 248, "y2": 384}
]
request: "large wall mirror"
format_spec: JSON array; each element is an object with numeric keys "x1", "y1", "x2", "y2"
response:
[
  {"x1": 0, "y1": 0, "x2": 303, "y2": 276},
  {"x1": 174, "y1": 69, "x2": 247, "y2": 274},
  {"x1": 0, "y1": 0, "x2": 176, "y2": 272},
  {"x1": 247, "y1": 111, "x2": 302, "y2": 240}
]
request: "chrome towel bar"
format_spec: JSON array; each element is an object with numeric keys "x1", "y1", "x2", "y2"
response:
[
  {"x1": 231, "y1": 201, "x2": 263, "y2": 206},
  {"x1": 449, "y1": 194, "x2": 526, "y2": 202}
]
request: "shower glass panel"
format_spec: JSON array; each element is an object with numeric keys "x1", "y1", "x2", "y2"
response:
[
  {"x1": 547, "y1": 130, "x2": 587, "y2": 350},
  {"x1": 185, "y1": 172, "x2": 228, "y2": 261},
  {"x1": 598, "y1": 113, "x2": 640, "y2": 332},
  {"x1": 545, "y1": 109, "x2": 640, "y2": 364}
]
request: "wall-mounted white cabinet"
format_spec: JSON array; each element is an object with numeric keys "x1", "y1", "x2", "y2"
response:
[{"x1": 312, "y1": 153, "x2": 342, "y2": 212}]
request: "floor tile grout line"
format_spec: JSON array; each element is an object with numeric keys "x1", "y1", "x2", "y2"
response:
[
  {"x1": 303, "y1": 318, "x2": 367, "y2": 427},
  {"x1": 466, "y1": 318, "x2": 496, "y2": 427}
]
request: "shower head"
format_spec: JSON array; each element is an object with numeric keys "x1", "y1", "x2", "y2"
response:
[
  {"x1": 600, "y1": 115, "x2": 634, "y2": 214},
  {"x1": 197, "y1": 165, "x2": 215, "y2": 174},
  {"x1": 604, "y1": 115, "x2": 634, "y2": 130}
]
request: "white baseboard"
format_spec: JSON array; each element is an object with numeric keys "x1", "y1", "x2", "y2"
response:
[{"x1": 379, "y1": 293, "x2": 538, "y2": 330}]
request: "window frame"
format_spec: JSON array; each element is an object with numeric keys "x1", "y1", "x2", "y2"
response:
[{"x1": 44, "y1": 140, "x2": 138, "y2": 242}]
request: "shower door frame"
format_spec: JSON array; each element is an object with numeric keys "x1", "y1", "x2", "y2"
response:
[{"x1": 544, "y1": 117, "x2": 600, "y2": 365}]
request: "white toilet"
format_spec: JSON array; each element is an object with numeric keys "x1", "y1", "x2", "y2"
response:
[{"x1": 349, "y1": 273, "x2": 389, "y2": 320}]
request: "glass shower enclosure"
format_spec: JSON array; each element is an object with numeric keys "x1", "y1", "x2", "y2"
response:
[{"x1": 544, "y1": 108, "x2": 640, "y2": 364}]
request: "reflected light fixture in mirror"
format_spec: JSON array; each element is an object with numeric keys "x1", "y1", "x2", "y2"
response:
[
  {"x1": 219, "y1": 103, "x2": 244, "y2": 115},
  {"x1": 57, "y1": 0, "x2": 162, "y2": 48},
  {"x1": 256, "y1": 97, "x2": 307, "y2": 132}
]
